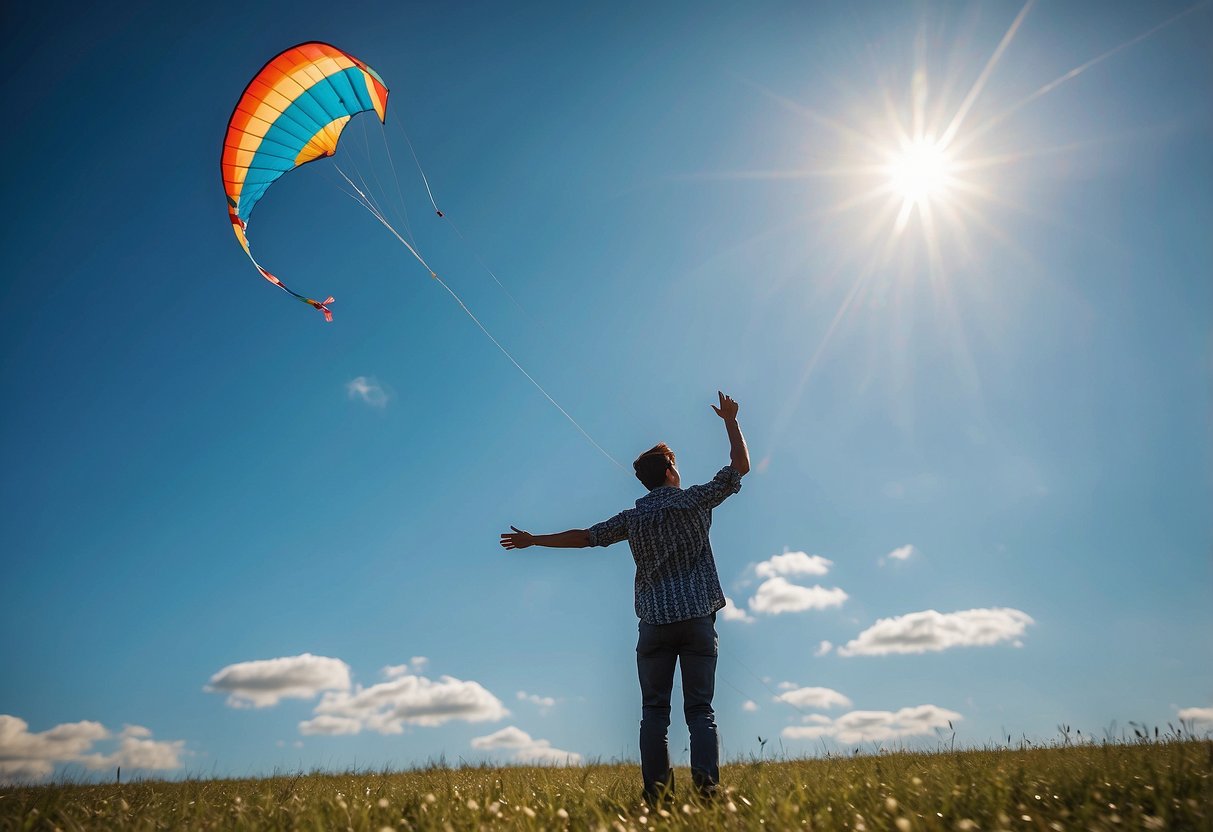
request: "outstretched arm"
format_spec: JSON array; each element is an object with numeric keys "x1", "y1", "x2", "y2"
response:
[
  {"x1": 711, "y1": 391, "x2": 750, "y2": 476},
  {"x1": 500, "y1": 526, "x2": 591, "y2": 550}
]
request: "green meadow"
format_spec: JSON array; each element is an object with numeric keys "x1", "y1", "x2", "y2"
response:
[{"x1": 3, "y1": 739, "x2": 1208, "y2": 830}]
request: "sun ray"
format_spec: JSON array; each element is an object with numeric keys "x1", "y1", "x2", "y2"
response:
[
  {"x1": 954, "y1": 1, "x2": 1211, "y2": 155},
  {"x1": 938, "y1": 0, "x2": 1035, "y2": 150},
  {"x1": 760, "y1": 243, "x2": 885, "y2": 467},
  {"x1": 951, "y1": 137, "x2": 1120, "y2": 173},
  {"x1": 672, "y1": 165, "x2": 886, "y2": 182},
  {"x1": 743, "y1": 78, "x2": 891, "y2": 157}
]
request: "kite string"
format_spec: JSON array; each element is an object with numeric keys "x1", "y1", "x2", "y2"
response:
[
  {"x1": 334, "y1": 163, "x2": 438, "y2": 275},
  {"x1": 429, "y1": 273, "x2": 624, "y2": 469},
  {"x1": 335, "y1": 164, "x2": 624, "y2": 470},
  {"x1": 358, "y1": 116, "x2": 416, "y2": 252},
  {"x1": 374, "y1": 118, "x2": 420, "y2": 253},
  {"x1": 383, "y1": 119, "x2": 527, "y2": 309},
  {"x1": 392, "y1": 115, "x2": 441, "y2": 216},
  {"x1": 379, "y1": 119, "x2": 653, "y2": 432}
]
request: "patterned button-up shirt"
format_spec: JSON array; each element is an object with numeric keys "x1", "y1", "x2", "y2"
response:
[{"x1": 587, "y1": 466, "x2": 743, "y2": 625}]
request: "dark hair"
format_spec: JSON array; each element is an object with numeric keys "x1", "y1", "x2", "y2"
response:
[{"x1": 634, "y1": 443, "x2": 676, "y2": 490}]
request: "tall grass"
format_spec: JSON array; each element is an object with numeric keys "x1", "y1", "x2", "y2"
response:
[{"x1": 3, "y1": 739, "x2": 1208, "y2": 830}]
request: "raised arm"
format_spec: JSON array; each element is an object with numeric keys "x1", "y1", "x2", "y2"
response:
[
  {"x1": 500, "y1": 526, "x2": 591, "y2": 550},
  {"x1": 711, "y1": 391, "x2": 750, "y2": 476}
]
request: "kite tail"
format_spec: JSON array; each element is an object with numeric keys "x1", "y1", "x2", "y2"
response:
[
  {"x1": 258, "y1": 261, "x2": 335, "y2": 322},
  {"x1": 232, "y1": 215, "x2": 336, "y2": 321}
]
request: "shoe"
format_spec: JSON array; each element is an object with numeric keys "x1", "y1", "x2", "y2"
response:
[{"x1": 642, "y1": 771, "x2": 675, "y2": 807}]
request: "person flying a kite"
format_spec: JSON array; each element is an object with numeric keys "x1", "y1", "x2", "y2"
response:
[{"x1": 500, "y1": 392, "x2": 750, "y2": 803}]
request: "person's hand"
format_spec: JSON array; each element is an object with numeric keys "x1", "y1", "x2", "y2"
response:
[
  {"x1": 711, "y1": 391, "x2": 739, "y2": 422},
  {"x1": 500, "y1": 526, "x2": 535, "y2": 550}
]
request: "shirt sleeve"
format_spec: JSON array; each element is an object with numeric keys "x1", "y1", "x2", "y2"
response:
[
  {"x1": 586, "y1": 511, "x2": 629, "y2": 547},
  {"x1": 681, "y1": 466, "x2": 743, "y2": 510}
]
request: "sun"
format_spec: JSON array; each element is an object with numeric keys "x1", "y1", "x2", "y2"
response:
[{"x1": 886, "y1": 137, "x2": 954, "y2": 208}]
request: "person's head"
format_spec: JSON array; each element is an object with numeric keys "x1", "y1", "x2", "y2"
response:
[{"x1": 633, "y1": 443, "x2": 679, "y2": 490}]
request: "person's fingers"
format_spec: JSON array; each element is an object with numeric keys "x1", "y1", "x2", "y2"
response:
[{"x1": 511, "y1": 525, "x2": 524, "y2": 533}]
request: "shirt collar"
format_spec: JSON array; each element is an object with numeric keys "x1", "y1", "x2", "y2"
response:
[{"x1": 637, "y1": 486, "x2": 680, "y2": 507}]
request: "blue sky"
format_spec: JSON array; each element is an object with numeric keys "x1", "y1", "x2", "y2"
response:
[{"x1": 2, "y1": 0, "x2": 1210, "y2": 782}]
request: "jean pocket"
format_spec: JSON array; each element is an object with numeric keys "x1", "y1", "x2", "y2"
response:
[{"x1": 690, "y1": 615, "x2": 719, "y2": 656}]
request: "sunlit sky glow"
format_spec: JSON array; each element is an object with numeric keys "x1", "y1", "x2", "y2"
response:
[{"x1": 2, "y1": 1, "x2": 1210, "y2": 783}]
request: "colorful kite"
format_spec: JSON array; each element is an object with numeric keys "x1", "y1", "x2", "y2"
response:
[{"x1": 222, "y1": 42, "x2": 389, "y2": 321}]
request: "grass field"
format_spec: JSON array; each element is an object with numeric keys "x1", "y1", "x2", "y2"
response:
[{"x1": 3, "y1": 740, "x2": 1209, "y2": 830}]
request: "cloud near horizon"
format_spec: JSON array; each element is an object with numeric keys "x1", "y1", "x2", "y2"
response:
[
  {"x1": 838, "y1": 608, "x2": 1034, "y2": 656},
  {"x1": 206, "y1": 653, "x2": 509, "y2": 736},
  {"x1": 720, "y1": 596, "x2": 755, "y2": 623},
  {"x1": 470, "y1": 725, "x2": 581, "y2": 764},
  {"x1": 517, "y1": 691, "x2": 556, "y2": 714},
  {"x1": 776, "y1": 686, "x2": 852, "y2": 710},
  {"x1": 754, "y1": 551, "x2": 833, "y2": 579},
  {"x1": 382, "y1": 657, "x2": 429, "y2": 679},
  {"x1": 0, "y1": 716, "x2": 184, "y2": 784},
  {"x1": 748, "y1": 577, "x2": 848, "y2": 615},
  {"x1": 301, "y1": 674, "x2": 508, "y2": 735},
  {"x1": 782, "y1": 704, "x2": 962, "y2": 745},
  {"x1": 1178, "y1": 706, "x2": 1213, "y2": 727},
  {"x1": 206, "y1": 654, "x2": 352, "y2": 708},
  {"x1": 881, "y1": 544, "x2": 916, "y2": 564}
]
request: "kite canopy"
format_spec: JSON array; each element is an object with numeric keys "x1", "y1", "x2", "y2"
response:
[{"x1": 222, "y1": 42, "x2": 389, "y2": 320}]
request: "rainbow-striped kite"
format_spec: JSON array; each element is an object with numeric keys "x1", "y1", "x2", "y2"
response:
[{"x1": 222, "y1": 42, "x2": 389, "y2": 321}]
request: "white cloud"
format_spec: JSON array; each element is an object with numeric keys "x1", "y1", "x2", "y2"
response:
[
  {"x1": 298, "y1": 715, "x2": 363, "y2": 736},
  {"x1": 742, "y1": 700, "x2": 759, "y2": 712},
  {"x1": 81, "y1": 735, "x2": 185, "y2": 772},
  {"x1": 470, "y1": 725, "x2": 533, "y2": 749},
  {"x1": 382, "y1": 659, "x2": 430, "y2": 678},
  {"x1": 210, "y1": 654, "x2": 507, "y2": 737},
  {"x1": 517, "y1": 691, "x2": 556, "y2": 714},
  {"x1": 470, "y1": 726, "x2": 581, "y2": 765},
  {"x1": 838, "y1": 608, "x2": 1034, "y2": 657},
  {"x1": 0, "y1": 715, "x2": 183, "y2": 784},
  {"x1": 776, "y1": 686, "x2": 852, "y2": 710},
  {"x1": 305, "y1": 674, "x2": 508, "y2": 734},
  {"x1": 720, "y1": 596, "x2": 755, "y2": 623},
  {"x1": 346, "y1": 376, "x2": 389, "y2": 407},
  {"x1": 0, "y1": 760, "x2": 54, "y2": 783},
  {"x1": 815, "y1": 640, "x2": 833, "y2": 657},
  {"x1": 1178, "y1": 707, "x2": 1213, "y2": 726},
  {"x1": 776, "y1": 681, "x2": 798, "y2": 691},
  {"x1": 755, "y1": 551, "x2": 833, "y2": 579},
  {"x1": 782, "y1": 705, "x2": 962, "y2": 745},
  {"x1": 206, "y1": 654, "x2": 351, "y2": 708},
  {"x1": 881, "y1": 544, "x2": 916, "y2": 564},
  {"x1": 748, "y1": 577, "x2": 848, "y2": 615}
]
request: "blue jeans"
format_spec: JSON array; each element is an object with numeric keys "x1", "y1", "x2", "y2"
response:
[{"x1": 636, "y1": 612, "x2": 719, "y2": 798}]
